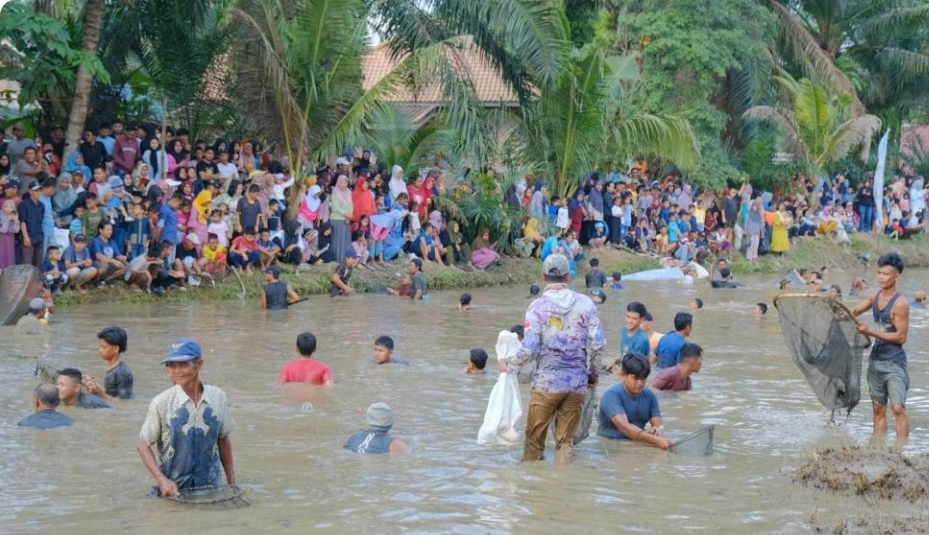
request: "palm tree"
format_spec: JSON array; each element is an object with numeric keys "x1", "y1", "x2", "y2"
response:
[
  {"x1": 768, "y1": 0, "x2": 929, "y2": 118},
  {"x1": 743, "y1": 74, "x2": 881, "y2": 175},
  {"x1": 62, "y1": 0, "x2": 105, "y2": 162},
  {"x1": 522, "y1": 49, "x2": 700, "y2": 198}
]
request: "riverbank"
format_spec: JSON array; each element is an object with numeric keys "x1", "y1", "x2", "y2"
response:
[{"x1": 48, "y1": 233, "x2": 928, "y2": 307}]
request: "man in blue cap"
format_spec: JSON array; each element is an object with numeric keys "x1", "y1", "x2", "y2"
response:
[{"x1": 137, "y1": 338, "x2": 235, "y2": 498}]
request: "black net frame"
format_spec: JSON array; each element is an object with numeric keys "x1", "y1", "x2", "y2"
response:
[{"x1": 773, "y1": 294, "x2": 871, "y2": 415}]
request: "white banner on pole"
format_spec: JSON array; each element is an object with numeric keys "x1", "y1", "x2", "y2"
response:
[{"x1": 873, "y1": 129, "x2": 890, "y2": 233}]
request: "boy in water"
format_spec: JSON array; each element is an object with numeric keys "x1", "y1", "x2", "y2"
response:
[
  {"x1": 692, "y1": 298, "x2": 704, "y2": 309},
  {"x1": 84, "y1": 326, "x2": 134, "y2": 400},
  {"x1": 754, "y1": 302, "x2": 768, "y2": 316},
  {"x1": 373, "y1": 335, "x2": 409, "y2": 365},
  {"x1": 465, "y1": 348, "x2": 488, "y2": 374},
  {"x1": 386, "y1": 274, "x2": 412, "y2": 297},
  {"x1": 585, "y1": 257, "x2": 607, "y2": 288},
  {"x1": 330, "y1": 250, "x2": 358, "y2": 296},
  {"x1": 459, "y1": 293, "x2": 472, "y2": 310},
  {"x1": 851, "y1": 252, "x2": 910, "y2": 440},
  {"x1": 650, "y1": 343, "x2": 703, "y2": 392},
  {"x1": 278, "y1": 331, "x2": 333, "y2": 386},
  {"x1": 609, "y1": 272, "x2": 623, "y2": 290},
  {"x1": 598, "y1": 353, "x2": 670, "y2": 449}
]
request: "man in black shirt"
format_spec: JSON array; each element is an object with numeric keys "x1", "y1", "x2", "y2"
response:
[
  {"x1": 79, "y1": 127, "x2": 109, "y2": 170},
  {"x1": 330, "y1": 250, "x2": 358, "y2": 296},
  {"x1": 260, "y1": 265, "x2": 300, "y2": 309},
  {"x1": 18, "y1": 181, "x2": 46, "y2": 266}
]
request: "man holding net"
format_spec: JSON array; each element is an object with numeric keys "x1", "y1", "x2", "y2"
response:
[
  {"x1": 137, "y1": 338, "x2": 236, "y2": 497},
  {"x1": 850, "y1": 253, "x2": 910, "y2": 441}
]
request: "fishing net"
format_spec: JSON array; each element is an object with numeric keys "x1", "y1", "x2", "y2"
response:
[
  {"x1": 669, "y1": 425, "x2": 715, "y2": 457},
  {"x1": 169, "y1": 485, "x2": 250, "y2": 509},
  {"x1": 773, "y1": 294, "x2": 871, "y2": 415}
]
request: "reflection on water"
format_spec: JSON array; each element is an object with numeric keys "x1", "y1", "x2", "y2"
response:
[{"x1": 1, "y1": 269, "x2": 928, "y2": 533}]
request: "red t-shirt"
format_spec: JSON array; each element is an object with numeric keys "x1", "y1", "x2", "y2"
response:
[{"x1": 277, "y1": 358, "x2": 332, "y2": 385}]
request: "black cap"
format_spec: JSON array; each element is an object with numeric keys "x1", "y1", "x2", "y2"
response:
[
  {"x1": 264, "y1": 265, "x2": 281, "y2": 278},
  {"x1": 73, "y1": 234, "x2": 87, "y2": 242}
]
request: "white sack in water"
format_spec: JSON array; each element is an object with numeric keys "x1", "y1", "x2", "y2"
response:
[{"x1": 477, "y1": 330, "x2": 523, "y2": 446}]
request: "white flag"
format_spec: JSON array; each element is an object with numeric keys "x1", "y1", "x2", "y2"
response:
[{"x1": 873, "y1": 129, "x2": 890, "y2": 233}]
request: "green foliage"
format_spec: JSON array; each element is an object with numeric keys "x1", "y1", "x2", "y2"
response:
[
  {"x1": 606, "y1": 0, "x2": 775, "y2": 187},
  {"x1": 744, "y1": 74, "x2": 882, "y2": 174},
  {"x1": 0, "y1": 1, "x2": 109, "y2": 120}
]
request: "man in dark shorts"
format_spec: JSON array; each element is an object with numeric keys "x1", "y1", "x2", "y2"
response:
[{"x1": 851, "y1": 252, "x2": 910, "y2": 440}]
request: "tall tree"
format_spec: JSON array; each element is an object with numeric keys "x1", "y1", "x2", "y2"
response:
[{"x1": 63, "y1": 0, "x2": 105, "y2": 161}]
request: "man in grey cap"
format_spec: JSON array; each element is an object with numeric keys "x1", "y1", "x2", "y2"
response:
[
  {"x1": 15, "y1": 297, "x2": 49, "y2": 334},
  {"x1": 138, "y1": 338, "x2": 235, "y2": 497},
  {"x1": 344, "y1": 402, "x2": 407, "y2": 454},
  {"x1": 6, "y1": 122, "x2": 37, "y2": 167},
  {"x1": 500, "y1": 253, "x2": 606, "y2": 466}
]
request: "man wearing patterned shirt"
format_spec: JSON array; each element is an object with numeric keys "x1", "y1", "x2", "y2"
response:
[
  {"x1": 137, "y1": 338, "x2": 235, "y2": 497},
  {"x1": 502, "y1": 254, "x2": 606, "y2": 466}
]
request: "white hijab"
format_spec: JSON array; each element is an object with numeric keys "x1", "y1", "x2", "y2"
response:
[
  {"x1": 388, "y1": 164, "x2": 406, "y2": 201},
  {"x1": 304, "y1": 184, "x2": 322, "y2": 212}
]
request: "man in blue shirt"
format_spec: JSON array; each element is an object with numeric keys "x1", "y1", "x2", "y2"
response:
[
  {"x1": 39, "y1": 177, "x2": 56, "y2": 258},
  {"x1": 156, "y1": 193, "x2": 182, "y2": 264},
  {"x1": 654, "y1": 312, "x2": 693, "y2": 369},
  {"x1": 598, "y1": 353, "x2": 670, "y2": 449},
  {"x1": 18, "y1": 383, "x2": 74, "y2": 429},
  {"x1": 617, "y1": 301, "x2": 650, "y2": 372},
  {"x1": 92, "y1": 221, "x2": 128, "y2": 285}
]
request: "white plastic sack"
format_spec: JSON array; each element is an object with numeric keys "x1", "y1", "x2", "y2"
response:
[
  {"x1": 52, "y1": 228, "x2": 71, "y2": 250},
  {"x1": 477, "y1": 330, "x2": 523, "y2": 446}
]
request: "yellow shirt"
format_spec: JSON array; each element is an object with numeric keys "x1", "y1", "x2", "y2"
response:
[
  {"x1": 193, "y1": 191, "x2": 213, "y2": 225},
  {"x1": 693, "y1": 207, "x2": 706, "y2": 224},
  {"x1": 203, "y1": 244, "x2": 227, "y2": 262}
]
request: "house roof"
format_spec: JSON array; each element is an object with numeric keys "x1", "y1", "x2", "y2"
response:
[{"x1": 361, "y1": 38, "x2": 519, "y2": 105}]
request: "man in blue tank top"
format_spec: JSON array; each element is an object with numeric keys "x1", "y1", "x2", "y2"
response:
[
  {"x1": 851, "y1": 253, "x2": 910, "y2": 441},
  {"x1": 344, "y1": 403, "x2": 407, "y2": 454}
]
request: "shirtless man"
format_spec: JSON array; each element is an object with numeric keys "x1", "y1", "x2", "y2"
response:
[{"x1": 850, "y1": 253, "x2": 910, "y2": 440}]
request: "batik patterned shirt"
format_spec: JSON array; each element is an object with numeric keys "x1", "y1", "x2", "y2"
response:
[
  {"x1": 508, "y1": 286, "x2": 606, "y2": 394},
  {"x1": 140, "y1": 384, "x2": 233, "y2": 490}
]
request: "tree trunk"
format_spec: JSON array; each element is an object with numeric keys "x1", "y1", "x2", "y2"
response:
[{"x1": 62, "y1": 0, "x2": 105, "y2": 164}]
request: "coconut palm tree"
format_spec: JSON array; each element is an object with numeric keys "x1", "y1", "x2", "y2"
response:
[
  {"x1": 768, "y1": 0, "x2": 929, "y2": 118},
  {"x1": 743, "y1": 73, "x2": 881, "y2": 175},
  {"x1": 521, "y1": 49, "x2": 700, "y2": 198}
]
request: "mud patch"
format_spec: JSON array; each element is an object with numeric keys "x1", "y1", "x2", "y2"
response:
[
  {"x1": 809, "y1": 510, "x2": 929, "y2": 535},
  {"x1": 795, "y1": 446, "x2": 929, "y2": 502}
]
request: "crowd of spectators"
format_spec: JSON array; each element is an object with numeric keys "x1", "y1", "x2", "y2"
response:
[{"x1": 1, "y1": 119, "x2": 927, "y2": 299}]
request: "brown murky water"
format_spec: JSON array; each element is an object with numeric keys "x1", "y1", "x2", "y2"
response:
[{"x1": 2, "y1": 268, "x2": 928, "y2": 533}]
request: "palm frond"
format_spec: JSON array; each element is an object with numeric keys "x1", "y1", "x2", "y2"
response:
[
  {"x1": 743, "y1": 105, "x2": 810, "y2": 164},
  {"x1": 609, "y1": 113, "x2": 701, "y2": 172},
  {"x1": 769, "y1": 0, "x2": 864, "y2": 115},
  {"x1": 818, "y1": 115, "x2": 881, "y2": 168}
]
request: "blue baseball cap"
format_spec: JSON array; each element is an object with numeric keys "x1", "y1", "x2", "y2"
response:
[{"x1": 162, "y1": 338, "x2": 202, "y2": 363}]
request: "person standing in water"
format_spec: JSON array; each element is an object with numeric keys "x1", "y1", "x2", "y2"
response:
[
  {"x1": 501, "y1": 254, "x2": 606, "y2": 466},
  {"x1": 851, "y1": 253, "x2": 910, "y2": 440},
  {"x1": 137, "y1": 339, "x2": 235, "y2": 497}
]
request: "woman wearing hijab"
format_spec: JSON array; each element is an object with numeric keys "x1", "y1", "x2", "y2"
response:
[
  {"x1": 63, "y1": 151, "x2": 92, "y2": 179},
  {"x1": 141, "y1": 138, "x2": 176, "y2": 183},
  {"x1": 744, "y1": 200, "x2": 764, "y2": 261},
  {"x1": 329, "y1": 174, "x2": 353, "y2": 262},
  {"x1": 0, "y1": 154, "x2": 11, "y2": 178},
  {"x1": 52, "y1": 173, "x2": 78, "y2": 225},
  {"x1": 372, "y1": 192, "x2": 408, "y2": 262},
  {"x1": 315, "y1": 221, "x2": 336, "y2": 263},
  {"x1": 471, "y1": 228, "x2": 500, "y2": 270},
  {"x1": 388, "y1": 165, "x2": 406, "y2": 201},
  {"x1": 352, "y1": 176, "x2": 376, "y2": 223},
  {"x1": 444, "y1": 219, "x2": 471, "y2": 267},
  {"x1": 529, "y1": 180, "x2": 547, "y2": 219}
]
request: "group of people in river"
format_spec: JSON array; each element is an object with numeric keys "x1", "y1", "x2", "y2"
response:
[{"x1": 12, "y1": 245, "x2": 917, "y2": 497}]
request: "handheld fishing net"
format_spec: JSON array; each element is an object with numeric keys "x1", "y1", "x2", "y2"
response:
[
  {"x1": 773, "y1": 294, "x2": 871, "y2": 416},
  {"x1": 669, "y1": 425, "x2": 715, "y2": 457},
  {"x1": 169, "y1": 485, "x2": 250, "y2": 509}
]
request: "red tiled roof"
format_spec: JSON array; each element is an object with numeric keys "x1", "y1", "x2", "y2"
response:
[{"x1": 361, "y1": 37, "x2": 519, "y2": 105}]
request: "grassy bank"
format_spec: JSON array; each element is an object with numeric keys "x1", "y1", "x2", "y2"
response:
[
  {"x1": 51, "y1": 250, "x2": 661, "y2": 307},
  {"x1": 48, "y1": 233, "x2": 926, "y2": 307},
  {"x1": 726, "y1": 234, "x2": 929, "y2": 274}
]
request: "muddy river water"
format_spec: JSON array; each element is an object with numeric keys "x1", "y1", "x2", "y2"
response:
[{"x1": 1, "y1": 268, "x2": 928, "y2": 534}]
